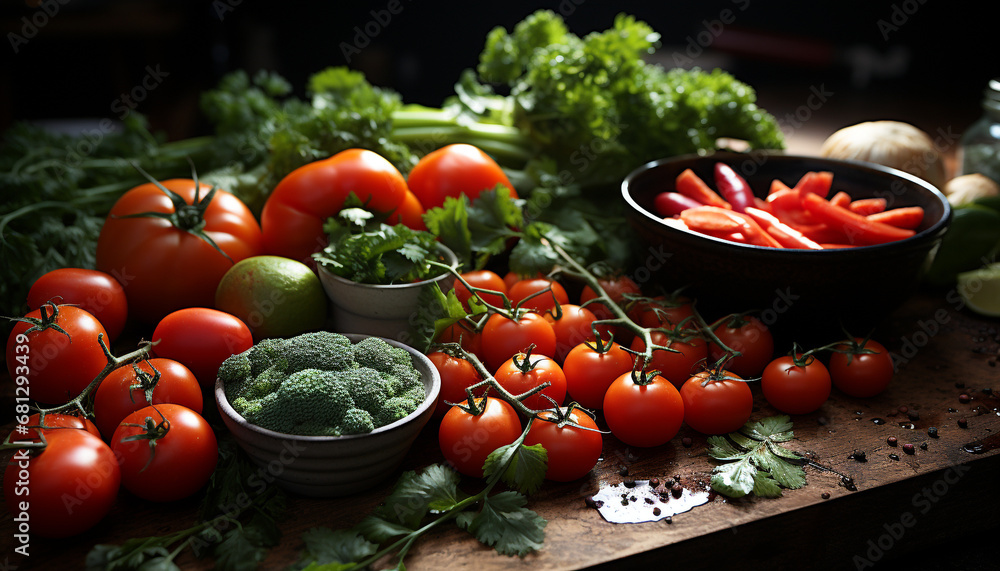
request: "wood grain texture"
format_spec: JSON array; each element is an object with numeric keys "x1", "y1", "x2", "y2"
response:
[{"x1": 2, "y1": 290, "x2": 998, "y2": 570}]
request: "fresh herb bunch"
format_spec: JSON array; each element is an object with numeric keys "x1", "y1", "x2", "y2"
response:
[
  {"x1": 313, "y1": 208, "x2": 446, "y2": 285},
  {"x1": 707, "y1": 415, "x2": 807, "y2": 498}
]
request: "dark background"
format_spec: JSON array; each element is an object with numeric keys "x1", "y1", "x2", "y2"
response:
[{"x1": 0, "y1": 0, "x2": 996, "y2": 148}]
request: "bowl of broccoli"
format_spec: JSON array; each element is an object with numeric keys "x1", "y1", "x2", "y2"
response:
[{"x1": 215, "y1": 331, "x2": 441, "y2": 497}]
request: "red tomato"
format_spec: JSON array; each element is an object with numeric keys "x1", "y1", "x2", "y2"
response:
[
  {"x1": 628, "y1": 295, "x2": 696, "y2": 329},
  {"x1": 603, "y1": 371, "x2": 684, "y2": 447},
  {"x1": 543, "y1": 304, "x2": 598, "y2": 363},
  {"x1": 407, "y1": 143, "x2": 518, "y2": 210},
  {"x1": 494, "y1": 352, "x2": 567, "y2": 411},
  {"x1": 680, "y1": 371, "x2": 753, "y2": 435},
  {"x1": 630, "y1": 330, "x2": 708, "y2": 388},
  {"x1": 151, "y1": 307, "x2": 254, "y2": 388},
  {"x1": 562, "y1": 341, "x2": 634, "y2": 409},
  {"x1": 761, "y1": 354, "x2": 831, "y2": 415},
  {"x1": 96, "y1": 178, "x2": 263, "y2": 324},
  {"x1": 93, "y1": 358, "x2": 204, "y2": 439},
  {"x1": 829, "y1": 338, "x2": 895, "y2": 398},
  {"x1": 27, "y1": 268, "x2": 129, "y2": 342},
  {"x1": 438, "y1": 397, "x2": 522, "y2": 478},
  {"x1": 427, "y1": 352, "x2": 483, "y2": 416},
  {"x1": 579, "y1": 275, "x2": 641, "y2": 345},
  {"x1": 13, "y1": 412, "x2": 102, "y2": 441},
  {"x1": 481, "y1": 312, "x2": 557, "y2": 373},
  {"x1": 434, "y1": 320, "x2": 484, "y2": 361},
  {"x1": 453, "y1": 270, "x2": 508, "y2": 311},
  {"x1": 3, "y1": 429, "x2": 120, "y2": 538},
  {"x1": 385, "y1": 190, "x2": 427, "y2": 231},
  {"x1": 6, "y1": 304, "x2": 108, "y2": 405},
  {"x1": 508, "y1": 277, "x2": 569, "y2": 314},
  {"x1": 111, "y1": 404, "x2": 218, "y2": 502},
  {"x1": 709, "y1": 315, "x2": 775, "y2": 378},
  {"x1": 261, "y1": 148, "x2": 409, "y2": 263},
  {"x1": 524, "y1": 408, "x2": 603, "y2": 482}
]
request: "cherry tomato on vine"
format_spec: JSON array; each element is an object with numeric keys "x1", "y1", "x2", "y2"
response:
[
  {"x1": 111, "y1": 404, "x2": 218, "y2": 502},
  {"x1": 628, "y1": 294, "x2": 696, "y2": 329},
  {"x1": 453, "y1": 270, "x2": 508, "y2": 311},
  {"x1": 438, "y1": 397, "x2": 522, "y2": 478},
  {"x1": 543, "y1": 304, "x2": 598, "y2": 363},
  {"x1": 427, "y1": 351, "x2": 484, "y2": 416},
  {"x1": 562, "y1": 340, "x2": 633, "y2": 409},
  {"x1": 708, "y1": 315, "x2": 775, "y2": 378},
  {"x1": 96, "y1": 177, "x2": 263, "y2": 323},
  {"x1": 407, "y1": 143, "x2": 518, "y2": 210},
  {"x1": 3, "y1": 429, "x2": 120, "y2": 538},
  {"x1": 508, "y1": 277, "x2": 569, "y2": 314},
  {"x1": 151, "y1": 307, "x2": 254, "y2": 388},
  {"x1": 435, "y1": 320, "x2": 484, "y2": 361},
  {"x1": 93, "y1": 358, "x2": 204, "y2": 439},
  {"x1": 630, "y1": 330, "x2": 708, "y2": 389},
  {"x1": 579, "y1": 274, "x2": 641, "y2": 343},
  {"x1": 680, "y1": 370, "x2": 753, "y2": 435},
  {"x1": 525, "y1": 408, "x2": 603, "y2": 482},
  {"x1": 27, "y1": 268, "x2": 129, "y2": 342},
  {"x1": 494, "y1": 352, "x2": 567, "y2": 411},
  {"x1": 829, "y1": 337, "x2": 895, "y2": 398},
  {"x1": 261, "y1": 148, "x2": 409, "y2": 263},
  {"x1": 14, "y1": 412, "x2": 102, "y2": 441},
  {"x1": 6, "y1": 304, "x2": 108, "y2": 405},
  {"x1": 603, "y1": 371, "x2": 684, "y2": 447},
  {"x1": 481, "y1": 311, "x2": 557, "y2": 373},
  {"x1": 761, "y1": 354, "x2": 831, "y2": 415}
]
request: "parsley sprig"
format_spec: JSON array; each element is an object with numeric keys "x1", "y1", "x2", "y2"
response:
[{"x1": 706, "y1": 415, "x2": 806, "y2": 499}]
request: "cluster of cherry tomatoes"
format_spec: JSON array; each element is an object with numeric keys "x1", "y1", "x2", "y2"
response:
[{"x1": 427, "y1": 270, "x2": 896, "y2": 484}]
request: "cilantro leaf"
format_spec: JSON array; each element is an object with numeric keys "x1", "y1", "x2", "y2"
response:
[
  {"x1": 457, "y1": 491, "x2": 547, "y2": 557},
  {"x1": 373, "y1": 465, "x2": 465, "y2": 529},
  {"x1": 296, "y1": 527, "x2": 377, "y2": 568},
  {"x1": 483, "y1": 443, "x2": 548, "y2": 495},
  {"x1": 214, "y1": 528, "x2": 268, "y2": 571},
  {"x1": 706, "y1": 415, "x2": 806, "y2": 499}
]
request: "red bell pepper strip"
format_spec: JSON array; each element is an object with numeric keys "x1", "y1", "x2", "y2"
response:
[
  {"x1": 744, "y1": 207, "x2": 824, "y2": 250},
  {"x1": 766, "y1": 188, "x2": 817, "y2": 227},
  {"x1": 793, "y1": 171, "x2": 834, "y2": 198},
  {"x1": 713, "y1": 163, "x2": 756, "y2": 213},
  {"x1": 675, "y1": 169, "x2": 732, "y2": 209},
  {"x1": 867, "y1": 206, "x2": 925, "y2": 230},
  {"x1": 680, "y1": 206, "x2": 743, "y2": 233},
  {"x1": 801, "y1": 193, "x2": 915, "y2": 245},
  {"x1": 829, "y1": 191, "x2": 852, "y2": 209},
  {"x1": 848, "y1": 197, "x2": 887, "y2": 216},
  {"x1": 654, "y1": 191, "x2": 703, "y2": 217}
]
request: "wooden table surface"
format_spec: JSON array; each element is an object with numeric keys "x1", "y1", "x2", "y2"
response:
[{"x1": 2, "y1": 285, "x2": 998, "y2": 570}]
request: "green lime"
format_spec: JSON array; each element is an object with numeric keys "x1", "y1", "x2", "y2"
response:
[
  {"x1": 215, "y1": 255, "x2": 328, "y2": 339},
  {"x1": 957, "y1": 262, "x2": 1000, "y2": 317}
]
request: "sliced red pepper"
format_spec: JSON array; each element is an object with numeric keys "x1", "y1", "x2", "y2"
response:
[
  {"x1": 829, "y1": 191, "x2": 852, "y2": 209},
  {"x1": 675, "y1": 169, "x2": 732, "y2": 209},
  {"x1": 744, "y1": 207, "x2": 824, "y2": 250},
  {"x1": 801, "y1": 193, "x2": 915, "y2": 245},
  {"x1": 793, "y1": 171, "x2": 833, "y2": 198},
  {"x1": 848, "y1": 197, "x2": 888, "y2": 216},
  {"x1": 713, "y1": 163, "x2": 756, "y2": 213},
  {"x1": 766, "y1": 188, "x2": 817, "y2": 227},
  {"x1": 680, "y1": 206, "x2": 743, "y2": 233},
  {"x1": 867, "y1": 206, "x2": 925, "y2": 230}
]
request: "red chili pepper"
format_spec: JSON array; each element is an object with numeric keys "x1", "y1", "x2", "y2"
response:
[
  {"x1": 713, "y1": 163, "x2": 756, "y2": 213},
  {"x1": 654, "y1": 191, "x2": 703, "y2": 217}
]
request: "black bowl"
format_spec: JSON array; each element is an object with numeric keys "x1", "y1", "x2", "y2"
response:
[{"x1": 621, "y1": 151, "x2": 951, "y2": 338}]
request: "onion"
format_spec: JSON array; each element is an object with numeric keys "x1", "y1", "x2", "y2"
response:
[
  {"x1": 819, "y1": 121, "x2": 946, "y2": 190},
  {"x1": 943, "y1": 173, "x2": 1000, "y2": 207}
]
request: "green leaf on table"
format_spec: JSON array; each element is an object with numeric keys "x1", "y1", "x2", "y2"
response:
[
  {"x1": 85, "y1": 543, "x2": 171, "y2": 571},
  {"x1": 706, "y1": 415, "x2": 805, "y2": 499},
  {"x1": 373, "y1": 465, "x2": 466, "y2": 529},
  {"x1": 483, "y1": 443, "x2": 548, "y2": 495},
  {"x1": 214, "y1": 527, "x2": 268, "y2": 571},
  {"x1": 296, "y1": 527, "x2": 377, "y2": 568},
  {"x1": 456, "y1": 491, "x2": 546, "y2": 557}
]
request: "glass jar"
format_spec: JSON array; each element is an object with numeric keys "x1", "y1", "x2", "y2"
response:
[{"x1": 959, "y1": 78, "x2": 1000, "y2": 184}]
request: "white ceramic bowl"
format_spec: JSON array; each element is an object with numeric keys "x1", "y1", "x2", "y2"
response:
[
  {"x1": 215, "y1": 333, "x2": 441, "y2": 497},
  {"x1": 316, "y1": 244, "x2": 458, "y2": 342}
]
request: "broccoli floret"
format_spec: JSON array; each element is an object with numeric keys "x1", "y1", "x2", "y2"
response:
[
  {"x1": 352, "y1": 337, "x2": 422, "y2": 394},
  {"x1": 283, "y1": 331, "x2": 356, "y2": 373},
  {"x1": 339, "y1": 367, "x2": 389, "y2": 414},
  {"x1": 218, "y1": 352, "x2": 251, "y2": 387},
  {"x1": 376, "y1": 396, "x2": 419, "y2": 427},
  {"x1": 248, "y1": 338, "x2": 288, "y2": 377},
  {"x1": 243, "y1": 392, "x2": 293, "y2": 434},
  {"x1": 244, "y1": 362, "x2": 287, "y2": 399},
  {"x1": 339, "y1": 408, "x2": 375, "y2": 435}
]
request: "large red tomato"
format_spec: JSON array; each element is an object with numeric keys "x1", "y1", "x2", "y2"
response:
[
  {"x1": 260, "y1": 148, "x2": 410, "y2": 263},
  {"x1": 407, "y1": 144, "x2": 518, "y2": 210},
  {"x1": 96, "y1": 178, "x2": 263, "y2": 324},
  {"x1": 27, "y1": 268, "x2": 129, "y2": 342},
  {"x1": 151, "y1": 307, "x2": 254, "y2": 388}
]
